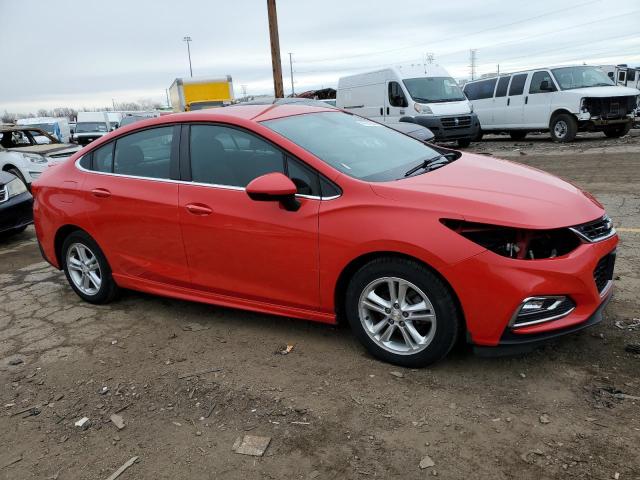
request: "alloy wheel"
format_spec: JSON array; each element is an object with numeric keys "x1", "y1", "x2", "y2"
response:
[
  {"x1": 66, "y1": 243, "x2": 102, "y2": 296},
  {"x1": 358, "y1": 276, "x2": 437, "y2": 355}
]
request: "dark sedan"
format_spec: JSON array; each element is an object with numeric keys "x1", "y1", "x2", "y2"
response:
[{"x1": 0, "y1": 171, "x2": 33, "y2": 237}]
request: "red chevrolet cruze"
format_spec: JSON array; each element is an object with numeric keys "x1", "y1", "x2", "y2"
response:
[{"x1": 32, "y1": 105, "x2": 617, "y2": 366}]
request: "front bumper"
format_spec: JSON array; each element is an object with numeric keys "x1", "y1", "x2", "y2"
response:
[
  {"x1": 0, "y1": 191, "x2": 33, "y2": 233},
  {"x1": 442, "y1": 233, "x2": 619, "y2": 347},
  {"x1": 408, "y1": 113, "x2": 480, "y2": 141}
]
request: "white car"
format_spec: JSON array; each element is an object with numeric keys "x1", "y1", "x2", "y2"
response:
[
  {"x1": 463, "y1": 65, "x2": 639, "y2": 142},
  {"x1": 0, "y1": 125, "x2": 80, "y2": 187}
]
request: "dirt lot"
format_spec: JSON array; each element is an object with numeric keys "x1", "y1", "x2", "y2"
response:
[{"x1": 1, "y1": 130, "x2": 639, "y2": 480}]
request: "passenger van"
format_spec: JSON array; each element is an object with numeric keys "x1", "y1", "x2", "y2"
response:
[
  {"x1": 16, "y1": 117, "x2": 70, "y2": 143},
  {"x1": 463, "y1": 65, "x2": 639, "y2": 142},
  {"x1": 337, "y1": 66, "x2": 479, "y2": 147}
]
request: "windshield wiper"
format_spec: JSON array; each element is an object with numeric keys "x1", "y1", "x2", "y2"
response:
[{"x1": 404, "y1": 155, "x2": 448, "y2": 177}]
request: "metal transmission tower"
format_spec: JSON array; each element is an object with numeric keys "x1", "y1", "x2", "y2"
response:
[
  {"x1": 183, "y1": 36, "x2": 193, "y2": 77},
  {"x1": 469, "y1": 49, "x2": 477, "y2": 81}
]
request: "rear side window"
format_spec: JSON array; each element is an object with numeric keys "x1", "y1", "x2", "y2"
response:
[
  {"x1": 92, "y1": 143, "x2": 114, "y2": 172},
  {"x1": 189, "y1": 125, "x2": 285, "y2": 187},
  {"x1": 495, "y1": 76, "x2": 510, "y2": 97},
  {"x1": 464, "y1": 79, "x2": 496, "y2": 100},
  {"x1": 529, "y1": 71, "x2": 556, "y2": 94},
  {"x1": 388, "y1": 81, "x2": 408, "y2": 107},
  {"x1": 113, "y1": 127, "x2": 173, "y2": 179},
  {"x1": 508, "y1": 74, "x2": 528, "y2": 96}
]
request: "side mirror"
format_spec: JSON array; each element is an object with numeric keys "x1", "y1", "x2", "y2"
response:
[{"x1": 246, "y1": 172, "x2": 300, "y2": 211}]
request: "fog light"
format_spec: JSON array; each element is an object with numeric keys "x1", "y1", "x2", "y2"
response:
[{"x1": 511, "y1": 296, "x2": 575, "y2": 328}]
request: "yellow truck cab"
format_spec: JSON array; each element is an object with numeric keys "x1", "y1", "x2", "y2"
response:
[{"x1": 169, "y1": 76, "x2": 234, "y2": 112}]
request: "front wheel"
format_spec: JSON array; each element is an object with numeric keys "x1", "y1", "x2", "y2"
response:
[
  {"x1": 603, "y1": 123, "x2": 631, "y2": 138},
  {"x1": 62, "y1": 231, "x2": 119, "y2": 304},
  {"x1": 345, "y1": 257, "x2": 462, "y2": 367},
  {"x1": 550, "y1": 114, "x2": 577, "y2": 142},
  {"x1": 457, "y1": 138, "x2": 472, "y2": 148}
]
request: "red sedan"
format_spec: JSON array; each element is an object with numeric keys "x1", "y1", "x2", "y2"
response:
[{"x1": 32, "y1": 105, "x2": 617, "y2": 366}]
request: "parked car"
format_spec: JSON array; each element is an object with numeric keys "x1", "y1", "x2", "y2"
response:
[
  {"x1": 0, "y1": 125, "x2": 80, "y2": 187},
  {"x1": 17, "y1": 117, "x2": 72, "y2": 143},
  {"x1": 33, "y1": 105, "x2": 617, "y2": 366},
  {"x1": 389, "y1": 121, "x2": 435, "y2": 143},
  {"x1": 464, "y1": 65, "x2": 639, "y2": 142},
  {"x1": 337, "y1": 66, "x2": 480, "y2": 147},
  {"x1": 0, "y1": 171, "x2": 33, "y2": 237}
]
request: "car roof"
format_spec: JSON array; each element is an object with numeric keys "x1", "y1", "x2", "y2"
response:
[{"x1": 155, "y1": 104, "x2": 337, "y2": 124}]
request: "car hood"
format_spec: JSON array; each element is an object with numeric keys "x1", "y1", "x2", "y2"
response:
[
  {"x1": 564, "y1": 85, "x2": 640, "y2": 97},
  {"x1": 8, "y1": 144, "x2": 80, "y2": 158},
  {"x1": 370, "y1": 153, "x2": 604, "y2": 229}
]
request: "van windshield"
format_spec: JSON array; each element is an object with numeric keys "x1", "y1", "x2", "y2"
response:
[
  {"x1": 76, "y1": 122, "x2": 109, "y2": 133},
  {"x1": 551, "y1": 66, "x2": 615, "y2": 90},
  {"x1": 262, "y1": 111, "x2": 442, "y2": 182},
  {"x1": 402, "y1": 77, "x2": 466, "y2": 103},
  {"x1": 25, "y1": 123, "x2": 55, "y2": 134}
]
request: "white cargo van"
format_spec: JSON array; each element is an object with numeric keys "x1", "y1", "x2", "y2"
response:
[
  {"x1": 16, "y1": 117, "x2": 70, "y2": 143},
  {"x1": 73, "y1": 112, "x2": 121, "y2": 146},
  {"x1": 463, "y1": 65, "x2": 639, "y2": 142},
  {"x1": 337, "y1": 66, "x2": 479, "y2": 147}
]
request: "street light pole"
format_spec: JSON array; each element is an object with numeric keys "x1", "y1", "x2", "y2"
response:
[
  {"x1": 288, "y1": 52, "x2": 294, "y2": 97},
  {"x1": 266, "y1": 0, "x2": 284, "y2": 98},
  {"x1": 183, "y1": 36, "x2": 193, "y2": 78}
]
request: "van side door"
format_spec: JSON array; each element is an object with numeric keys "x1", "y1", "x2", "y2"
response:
[
  {"x1": 464, "y1": 78, "x2": 497, "y2": 128},
  {"x1": 491, "y1": 76, "x2": 511, "y2": 128},
  {"x1": 504, "y1": 73, "x2": 528, "y2": 127},
  {"x1": 385, "y1": 81, "x2": 409, "y2": 123},
  {"x1": 523, "y1": 71, "x2": 557, "y2": 128}
]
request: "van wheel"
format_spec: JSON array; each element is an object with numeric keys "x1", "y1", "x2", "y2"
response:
[
  {"x1": 61, "y1": 231, "x2": 119, "y2": 304},
  {"x1": 603, "y1": 123, "x2": 631, "y2": 138},
  {"x1": 457, "y1": 139, "x2": 471, "y2": 148},
  {"x1": 550, "y1": 114, "x2": 577, "y2": 142},
  {"x1": 345, "y1": 257, "x2": 462, "y2": 367},
  {"x1": 509, "y1": 131, "x2": 527, "y2": 140},
  {"x1": 474, "y1": 130, "x2": 483, "y2": 142}
]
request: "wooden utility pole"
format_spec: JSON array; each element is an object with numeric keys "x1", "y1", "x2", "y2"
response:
[{"x1": 267, "y1": 0, "x2": 284, "y2": 98}]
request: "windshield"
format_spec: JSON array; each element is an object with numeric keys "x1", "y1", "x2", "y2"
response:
[
  {"x1": 25, "y1": 123, "x2": 55, "y2": 134},
  {"x1": 262, "y1": 112, "x2": 441, "y2": 182},
  {"x1": 76, "y1": 122, "x2": 109, "y2": 133},
  {"x1": 402, "y1": 77, "x2": 466, "y2": 103},
  {"x1": 551, "y1": 66, "x2": 615, "y2": 90}
]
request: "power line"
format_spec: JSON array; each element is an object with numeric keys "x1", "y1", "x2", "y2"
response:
[{"x1": 296, "y1": 0, "x2": 600, "y2": 65}]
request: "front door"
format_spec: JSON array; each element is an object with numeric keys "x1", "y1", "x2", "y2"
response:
[
  {"x1": 82, "y1": 125, "x2": 190, "y2": 286},
  {"x1": 524, "y1": 71, "x2": 556, "y2": 128},
  {"x1": 386, "y1": 81, "x2": 409, "y2": 123},
  {"x1": 178, "y1": 123, "x2": 320, "y2": 311}
]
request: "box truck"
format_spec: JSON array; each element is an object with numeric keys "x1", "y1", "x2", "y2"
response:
[{"x1": 169, "y1": 76, "x2": 234, "y2": 112}]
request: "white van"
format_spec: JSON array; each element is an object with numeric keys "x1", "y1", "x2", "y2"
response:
[
  {"x1": 463, "y1": 65, "x2": 639, "y2": 142},
  {"x1": 73, "y1": 111, "x2": 121, "y2": 145},
  {"x1": 16, "y1": 117, "x2": 71, "y2": 143},
  {"x1": 337, "y1": 66, "x2": 479, "y2": 147}
]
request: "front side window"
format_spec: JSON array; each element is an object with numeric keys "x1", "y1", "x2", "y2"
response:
[
  {"x1": 388, "y1": 81, "x2": 408, "y2": 107},
  {"x1": 495, "y1": 76, "x2": 510, "y2": 97},
  {"x1": 551, "y1": 66, "x2": 615, "y2": 90},
  {"x1": 403, "y1": 76, "x2": 465, "y2": 103},
  {"x1": 189, "y1": 125, "x2": 284, "y2": 187},
  {"x1": 263, "y1": 111, "x2": 441, "y2": 182},
  {"x1": 508, "y1": 74, "x2": 527, "y2": 96},
  {"x1": 113, "y1": 127, "x2": 173, "y2": 179},
  {"x1": 529, "y1": 71, "x2": 556, "y2": 94}
]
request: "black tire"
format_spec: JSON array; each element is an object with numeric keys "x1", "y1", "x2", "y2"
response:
[
  {"x1": 61, "y1": 231, "x2": 119, "y2": 304},
  {"x1": 345, "y1": 257, "x2": 462, "y2": 367},
  {"x1": 509, "y1": 131, "x2": 527, "y2": 140},
  {"x1": 474, "y1": 130, "x2": 484, "y2": 142},
  {"x1": 603, "y1": 123, "x2": 631, "y2": 138},
  {"x1": 457, "y1": 138, "x2": 472, "y2": 148},
  {"x1": 550, "y1": 114, "x2": 577, "y2": 142}
]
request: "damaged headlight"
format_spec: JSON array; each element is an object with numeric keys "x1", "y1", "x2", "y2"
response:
[
  {"x1": 442, "y1": 220, "x2": 581, "y2": 260},
  {"x1": 6, "y1": 177, "x2": 28, "y2": 198}
]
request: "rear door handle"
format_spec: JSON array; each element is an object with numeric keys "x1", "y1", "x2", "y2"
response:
[
  {"x1": 186, "y1": 203, "x2": 213, "y2": 216},
  {"x1": 507, "y1": 98, "x2": 511, "y2": 106},
  {"x1": 380, "y1": 107, "x2": 384, "y2": 115},
  {"x1": 525, "y1": 96, "x2": 528, "y2": 104},
  {"x1": 91, "y1": 188, "x2": 111, "y2": 198}
]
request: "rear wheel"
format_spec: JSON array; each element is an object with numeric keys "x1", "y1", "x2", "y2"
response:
[
  {"x1": 603, "y1": 123, "x2": 631, "y2": 138},
  {"x1": 550, "y1": 114, "x2": 577, "y2": 142},
  {"x1": 509, "y1": 131, "x2": 527, "y2": 140},
  {"x1": 345, "y1": 257, "x2": 462, "y2": 367},
  {"x1": 61, "y1": 231, "x2": 119, "y2": 304}
]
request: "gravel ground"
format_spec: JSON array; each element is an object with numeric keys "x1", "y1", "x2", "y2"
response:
[{"x1": 1, "y1": 131, "x2": 639, "y2": 480}]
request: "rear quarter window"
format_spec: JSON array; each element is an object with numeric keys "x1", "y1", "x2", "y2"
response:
[{"x1": 464, "y1": 78, "x2": 497, "y2": 100}]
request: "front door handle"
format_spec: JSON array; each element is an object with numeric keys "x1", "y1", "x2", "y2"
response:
[
  {"x1": 186, "y1": 203, "x2": 213, "y2": 216},
  {"x1": 387, "y1": 106, "x2": 390, "y2": 115},
  {"x1": 525, "y1": 96, "x2": 528, "y2": 105},
  {"x1": 91, "y1": 188, "x2": 111, "y2": 198}
]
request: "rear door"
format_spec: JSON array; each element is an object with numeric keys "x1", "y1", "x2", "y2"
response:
[
  {"x1": 178, "y1": 123, "x2": 320, "y2": 311},
  {"x1": 504, "y1": 73, "x2": 528, "y2": 127},
  {"x1": 82, "y1": 125, "x2": 190, "y2": 286},
  {"x1": 523, "y1": 71, "x2": 556, "y2": 128},
  {"x1": 464, "y1": 78, "x2": 497, "y2": 128}
]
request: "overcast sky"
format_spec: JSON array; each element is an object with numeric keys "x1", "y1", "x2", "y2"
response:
[{"x1": 1, "y1": 0, "x2": 639, "y2": 113}]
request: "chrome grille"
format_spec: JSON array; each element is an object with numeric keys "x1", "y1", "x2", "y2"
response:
[
  {"x1": 441, "y1": 116, "x2": 471, "y2": 130},
  {"x1": 0, "y1": 185, "x2": 7, "y2": 203},
  {"x1": 570, "y1": 215, "x2": 615, "y2": 242}
]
